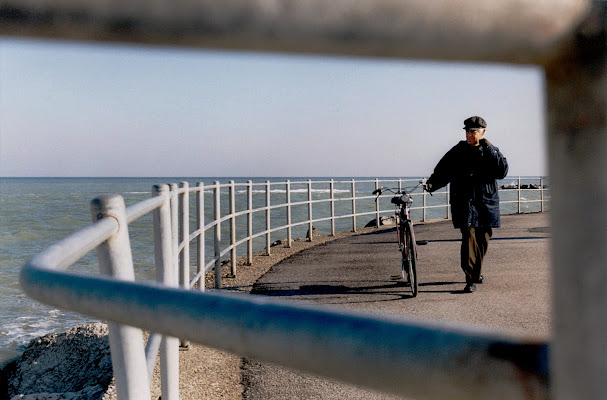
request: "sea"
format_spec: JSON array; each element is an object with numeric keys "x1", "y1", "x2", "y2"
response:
[{"x1": 0, "y1": 176, "x2": 545, "y2": 364}]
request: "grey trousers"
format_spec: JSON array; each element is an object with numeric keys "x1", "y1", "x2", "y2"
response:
[{"x1": 460, "y1": 227, "x2": 493, "y2": 283}]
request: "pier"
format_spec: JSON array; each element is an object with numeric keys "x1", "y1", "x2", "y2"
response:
[{"x1": 238, "y1": 212, "x2": 551, "y2": 399}]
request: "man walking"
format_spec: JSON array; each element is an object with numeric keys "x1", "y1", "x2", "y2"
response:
[{"x1": 424, "y1": 116, "x2": 509, "y2": 293}]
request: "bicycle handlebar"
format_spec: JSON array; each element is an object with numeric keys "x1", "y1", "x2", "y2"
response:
[{"x1": 373, "y1": 180, "x2": 430, "y2": 201}]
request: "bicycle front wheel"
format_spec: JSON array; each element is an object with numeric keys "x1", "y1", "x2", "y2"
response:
[{"x1": 404, "y1": 220, "x2": 418, "y2": 297}]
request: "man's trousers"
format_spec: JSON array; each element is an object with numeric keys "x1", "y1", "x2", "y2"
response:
[{"x1": 460, "y1": 227, "x2": 493, "y2": 283}]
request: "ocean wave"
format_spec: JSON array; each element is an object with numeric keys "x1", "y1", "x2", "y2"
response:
[
  {"x1": 1, "y1": 309, "x2": 95, "y2": 353},
  {"x1": 0, "y1": 231, "x2": 41, "y2": 242}
]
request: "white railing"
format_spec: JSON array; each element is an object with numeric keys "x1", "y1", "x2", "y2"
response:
[
  {"x1": 163, "y1": 177, "x2": 549, "y2": 291},
  {"x1": 21, "y1": 177, "x2": 549, "y2": 400}
]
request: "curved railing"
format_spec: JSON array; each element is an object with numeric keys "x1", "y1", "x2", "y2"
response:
[
  {"x1": 20, "y1": 177, "x2": 550, "y2": 400},
  {"x1": 170, "y1": 177, "x2": 549, "y2": 291}
]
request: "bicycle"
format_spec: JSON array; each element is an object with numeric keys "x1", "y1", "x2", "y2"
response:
[{"x1": 373, "y1": 180, "x2": 428, "y2": 297}]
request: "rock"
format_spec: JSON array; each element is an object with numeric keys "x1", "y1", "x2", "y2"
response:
[
  {"x1": 500, "y1": 184, "x2": 518, "y2": 189},
  {"x1": 364, "y1": 216, "x2": 397, "y2": 228},
  {"x1": 2, "y1": 323, "x2": 114, "y2": 400},
  {"x1": 306, "y1": 227, "x2": 318, "y2": 240}
]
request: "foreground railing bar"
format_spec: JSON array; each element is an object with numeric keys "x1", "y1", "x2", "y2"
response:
[
  {"x1": 125, "y1": 196, "x2": 165, "y2": 224},
  {"x1": 19, "y1": 268, "x2": 549, "y2": 399},
  {"x1": 26, "y1": 217, "x2": 118, "y2": 272}
]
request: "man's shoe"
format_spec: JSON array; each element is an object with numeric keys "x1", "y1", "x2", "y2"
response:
[
  {"x1": 476, "y1": 275, "x2": 484, "y2": 284},
  {"x1": 464, "y1": 283, "x2": 477, "y2": 293}
]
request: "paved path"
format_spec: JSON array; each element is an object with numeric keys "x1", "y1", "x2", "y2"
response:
[{"x1": 241, "y1": 213, "x2": 552, "y2": 399}]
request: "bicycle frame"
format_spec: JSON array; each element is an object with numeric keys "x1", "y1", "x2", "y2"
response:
[{"x1": 392, "y1": 192, "x2": 416, "y2": 260}]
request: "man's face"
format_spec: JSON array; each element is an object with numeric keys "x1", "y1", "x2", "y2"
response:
[{"x1": 465, "y1": 128, "x2": 485, "y2": 146}]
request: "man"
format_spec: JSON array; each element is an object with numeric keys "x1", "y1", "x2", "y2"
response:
[{"x1": 424, "y1": 116, "x2": 509, "y2": 293}]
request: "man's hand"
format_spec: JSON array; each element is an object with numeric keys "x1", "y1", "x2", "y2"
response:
[{"x1": 422, "y1": 182, "x2": 433, "y2": 193}]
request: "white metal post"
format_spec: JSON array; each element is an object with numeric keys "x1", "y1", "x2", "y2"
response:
[
  {"x1": 330, "y1": 179, "x2": 335, "y2": 236},
  {"x1": 152, "y1": 185, "x2": 179, "y2": 400},
  {"x1": 422, "y1": 189, "x2": 427, "y2": 222},
  {"x1": 375, "y1": 179, "x2": 380, "y2": 228},
  {"x1": 247, "y1": 180, "x2": 253, "y2": 265},
  {"x1": 196, "y1": 182, "x2": 205, "y2": 291},
  {"x1": 446, "y1": 185, "x2": 450, "y2": 219},
  {"x1": 517, "y1": 176, "x2": 522, "y2": 214},
  {"x1": 307, "y1": 179, "x2": 313, "y2": 241},
  {"x1": 91, "y1": 194, "x2": 150, "y2": 400},
  {"x1": 286, "y1": 180, "x2": 292, "y2": 247},
  {"x1": 351, "y1": 179, "x2": 356, "y2": 232},
  {"x1": 229, "y1": 180, "x2": 236, "y2": 277},
  {"x1": 266, "y1": 180, "x2": 271, "y2": 255},
  {"x1": 540, "y1": 177, "x2": 544, "y2": 212},
  {"x1": 179, "y1": 182, "x2": 190, "y2": 289},
  {"x1": 169, "y1": 183, "x2": 179, "y2": 286},
  {"x1": 178, "y1": 182, "x2": 190, "y2": 350},
  {"x1": 213, "y1": 182, "x2": 222, "y2": 289}
]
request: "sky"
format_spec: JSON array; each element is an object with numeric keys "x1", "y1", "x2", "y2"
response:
[{"x1": 0, "y1": 37, "x2": 546, "y2": 178}]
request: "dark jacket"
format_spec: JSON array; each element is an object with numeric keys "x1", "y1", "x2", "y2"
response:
[{"x1": 427, "y1": 139, "x2": 509, "y2": 229}]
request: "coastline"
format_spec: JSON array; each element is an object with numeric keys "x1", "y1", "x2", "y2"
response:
[{"x1": 3, "y1": 227, "x2": 378, "y2": 400}]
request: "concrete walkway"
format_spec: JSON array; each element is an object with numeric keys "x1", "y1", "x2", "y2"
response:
[{"x1": 242, "y1": 212, "x2": 552, "y2": 399}]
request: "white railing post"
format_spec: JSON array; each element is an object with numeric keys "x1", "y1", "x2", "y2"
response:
[
  {"x1": 266, "y1": 180, "x2": 271, "y2": 255},
  {"x1": 178, "y1": 181, "x2": 190, "y2": 350},
  {"x1": 179, "y1": 182, "x2": 190, "y2": 289},
  {"x1": 213, "y1": 182, "x2": 222, "y2": 289},
  {"x1": 196, "y1": 182, "x2": 205, "y2": 291},
  {"x1": 351, "y1": 179, "x2": 356, "y2": 232},
  {"x1": 422, "y1": 185, "x2": 427, "y2": 222},
  {"x1": 375, "y1": 179, "x2": 380, "y2": 228},
  {"x1": 90, "y1": 194, "x2": 150, "y2": 400},
  {"x1": 169, "y1": 183, "x2": 179, "y2": 286},
  {"x1": 152, "y1": 184, "x2": 179, "y2": 400},
  {"x1": 229, "y1": 180, "x2": 236, "y2": 277},
  {"x1": 517, "y1": 176, "x2": 522, "y2": 214},
  {"x1": 446, "y1": 185, "x2": 451, "y2": 219},
  {"x1": 247, "y1": 180, "x2": 253, "y2": 265},
  {"x1": 540, "y1": 177, "x2": 545, "y2": 212},
  {"x1": 330, "y1": 179, "x2": 335, "y2": 236},
  {"x1": 286, "y1": 180, "x2": 292, "y2": 247},
  {"x1": 307, "y1": 179, "x2": 313, "y2": 241}
]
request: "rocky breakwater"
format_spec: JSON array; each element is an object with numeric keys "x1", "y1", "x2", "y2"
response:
[{"x1": 1, "y1": 323, "x2": 115, "y2": 400}]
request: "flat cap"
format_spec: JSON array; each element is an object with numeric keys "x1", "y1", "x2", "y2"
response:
[{"x1": 463, "y1": 116, "x2": 487, "y2": 130}]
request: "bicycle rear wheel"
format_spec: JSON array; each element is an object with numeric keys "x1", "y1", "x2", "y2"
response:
[{"x1": 403, "y1": 220, "x2": 418, "y2": 297}]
